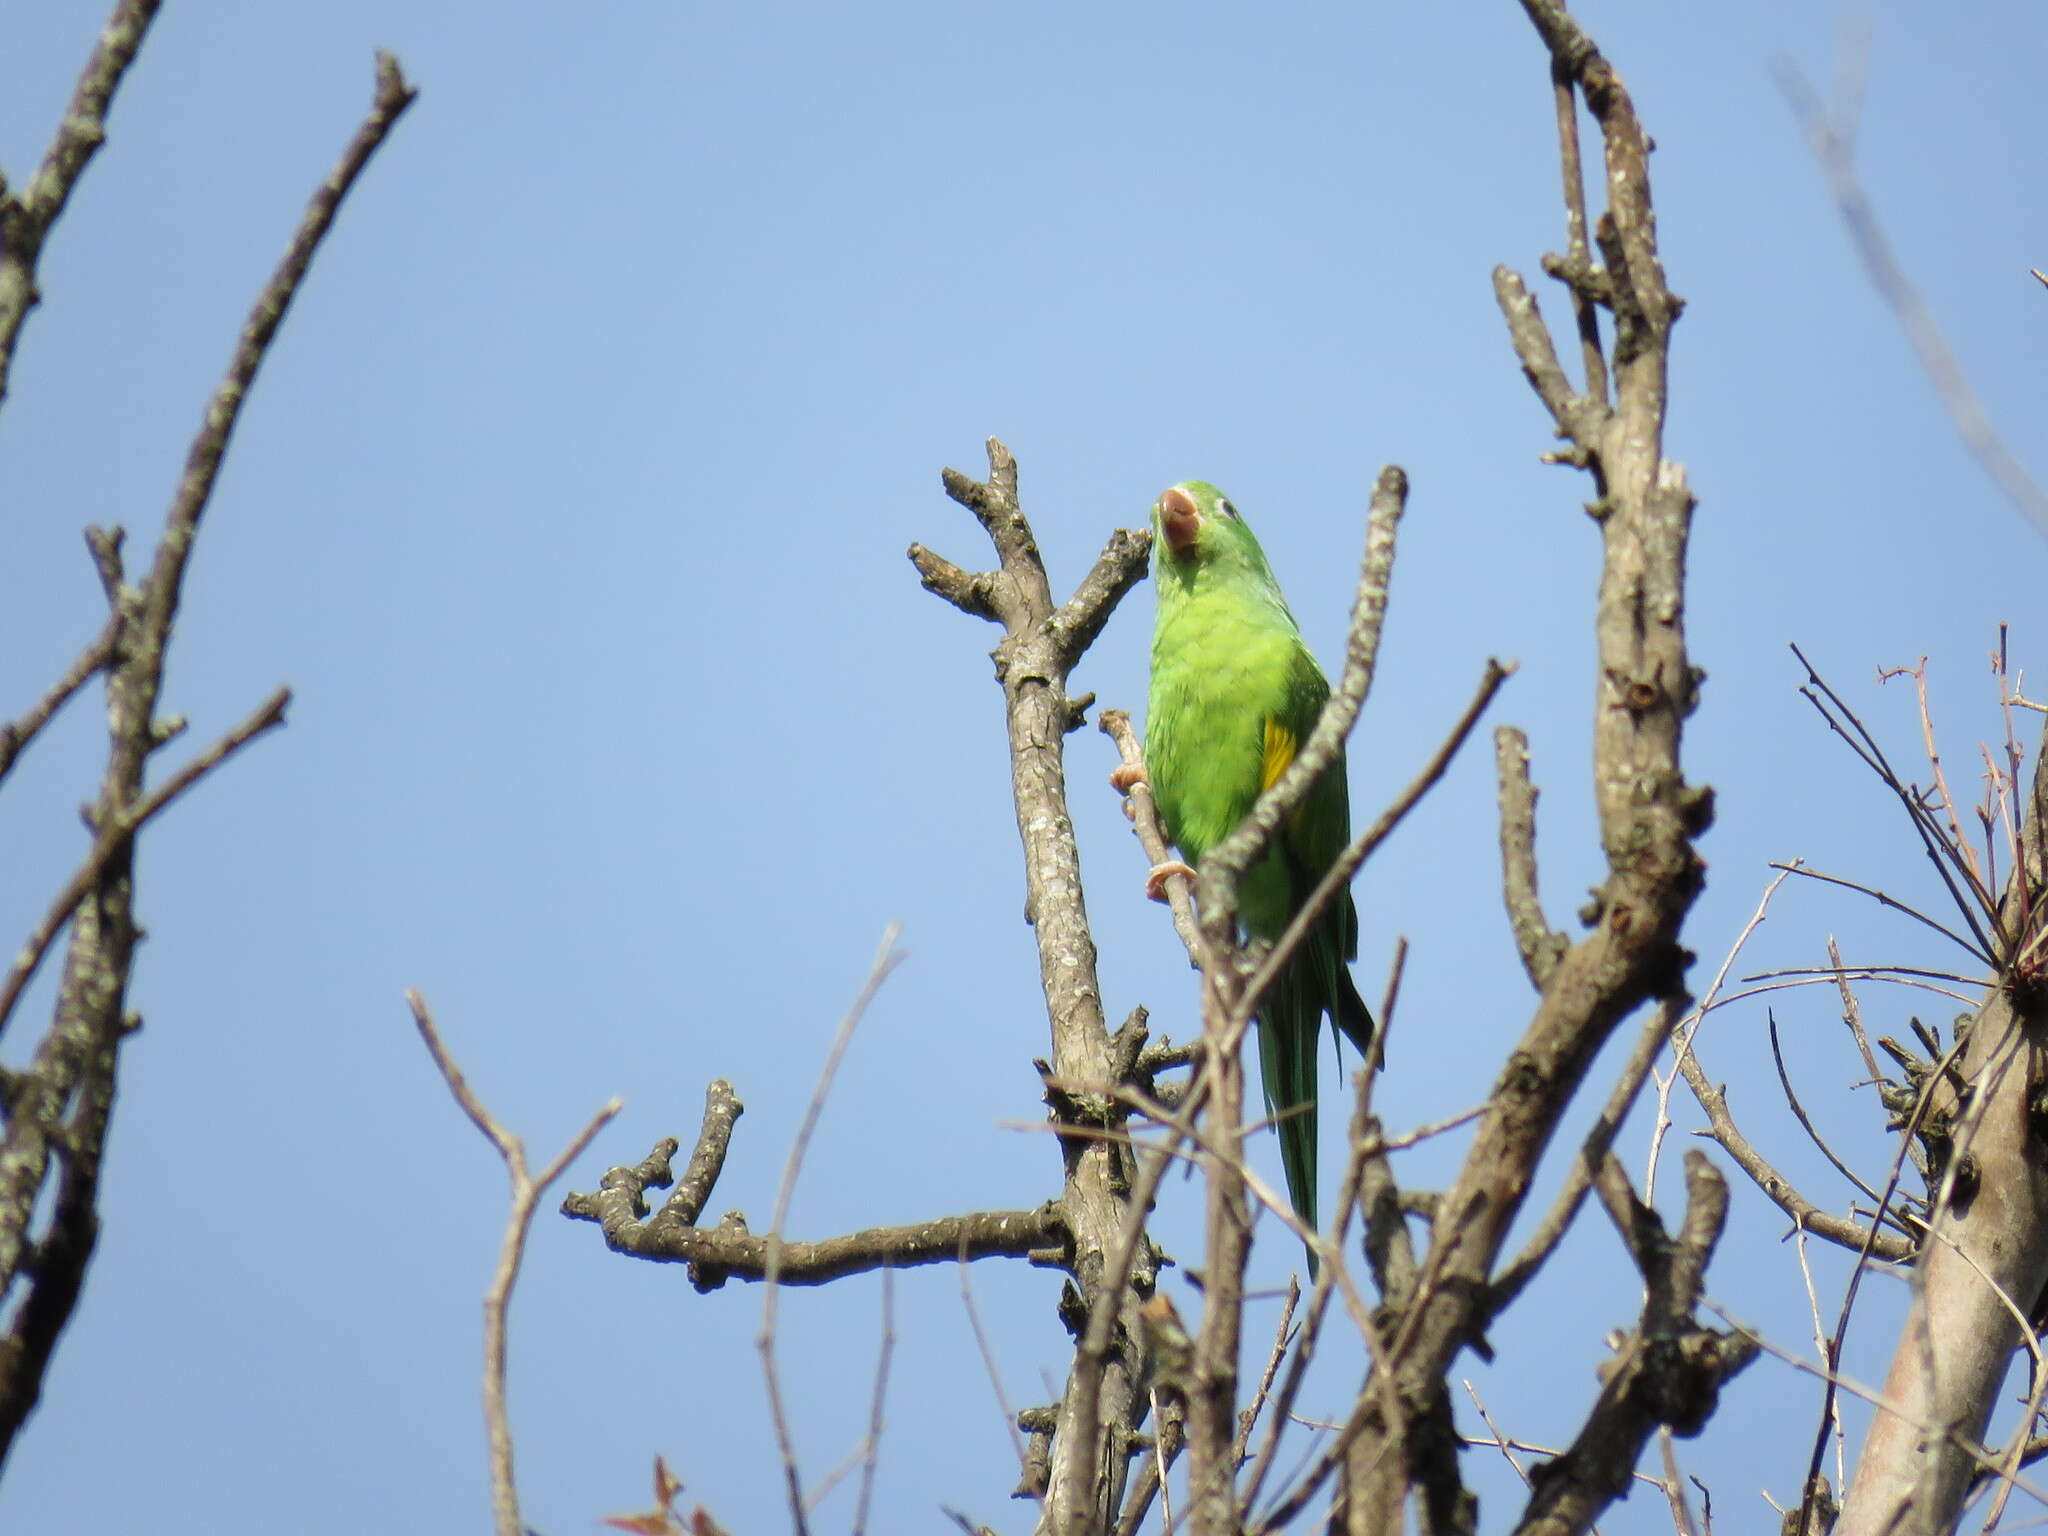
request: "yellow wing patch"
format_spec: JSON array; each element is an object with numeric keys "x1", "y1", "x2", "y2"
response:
[{"x1": 1261, "y1": 718, "x2": 1296, "y2": 791}]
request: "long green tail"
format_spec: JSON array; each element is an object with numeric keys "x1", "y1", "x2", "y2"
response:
[{"x1": 1256, "y1": 946, "x2": 1375, "y2": 1277}]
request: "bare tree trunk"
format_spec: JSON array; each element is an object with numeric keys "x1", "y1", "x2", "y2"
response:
[{"x1": 1836, "y1": 739, "x2": 2048, "y2": 1535}]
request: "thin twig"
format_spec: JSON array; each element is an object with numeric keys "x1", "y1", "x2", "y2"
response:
[
  {"x1": 1244, "y1": 1054, "x2": 1426, "y2": 1536},
  {"x1": 1122, "y1": 1277, "x2": 1302, "y2": 1536},
  {"x1": 1458, "y1": 1427, "x2": 1666, "y2": 1494},
  {"x1": 1884, "y1": 660, "x2": 1987, "y2": 907},
  {"x1": 1463, "y1": 1381, "x2": 1533, "y2": 1490},
  {"x1": 0, "y1": 0, "x2": 164, "y2": 403},
  {"x1": 1711, "y1": 1301, "x2": 2048, "y2": 1513},
  {"x1": 1791, "y1": 1223, "x2": 1847, "y2": 1492},
  {"x1": 1665, "y1": 866, "x2": 1916, "y2": 1260},
  {"x1": 1236, "y1": 1279, "x2": 1299, "y2": 1466},
  {"x1": 1677, "y1": 1060, "x2": 1912, "y2": 1261},
  {"x1": 1546, "y1": 49, "x2": 1608, "y2": 407},
  {"x1": 0, "y1": 685, "x2": 290, "y2": 1039},
  {"x1": 1766, "y1": 863, "x2": 1992, "y2": 971},
  {"x1": 1239, "y1": 659, "x2": 1510, "y2": 1020},
  {"x1": 1796, "y1": 1023, "x2": 1973, "y2": 1532},
  {"x1": 1790, "y1": 646, "x2": 2000, "y2": 961},
  {"x1": 1501, "y1": 864, "x2": 1786, "y2": 1318},
  {"x1": 852, "y1": 1267, "x2": 894, "y2": 1536},
  {"x1": 1766, "y1": 1013, "x2": 1889, "y2": 1213},
  {"x1": 1776, "y1": 57, "x2": 2048, "y2": 540},
  {"x1": 1488, "y1": 1004, "x2": 1674, "y2": 1321},
  {"x1": 1659, "y1": 1431, "x2": 1701, "y2": 1536},
  {"x1": 759, "y1": 925, "x2": 905, "y2": 1536},
  {"x1": 1243, "y1": 1018, "x2": 1396, "y2": 1513},
  {"x1": 0, "y1": 618, "x2": 117, "y2": 786},
  {"x1": 1649, "y1": 865, "x2": 1794, "y2": 1205},
  {"x1": 407, "y1": 990, "x2": 620, "y2": 1536},
  {"x1": 1706, "y1": 974, "x2": 1979, "y2": 1013},
  {"x1": 1153, "y1": 1390, "x2": 1175, "y2": 1535},
  {"x1": 1125, "y1": 1067, "x2": 1408, "y2": 1533},
  {"x1": 960, "y1": 1254, "x2": 1031, "y2": 1489},
  {"x1": 1740, "y1": 964, "x2": 1979, "y2": 987},
  {"x1": 141, "y1": 54, "x2": 418, "y2": 659},
  {"x1": 1829, "y1": 941, "x2": 1884, "y2": 1083}
]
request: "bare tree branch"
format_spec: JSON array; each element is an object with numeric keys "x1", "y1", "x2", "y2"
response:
[
  {"x1": 573, "y1": 442, "x2": 1157, "y2": 1536},
  {"x1": 565, "y1": 1122, "x2": 1065, "y2": 1293},
  {"x1": 1709, "y1": 1301, "x2": 2048, "y2": 1518},
  {"x1": 916, "y1": 439, "x2": 1157, "y2": 1534},
  {"x1": 1512, "y1": 1153, "x2": 1756, "y2": 1535},
  {"x1": 408, "y1": 990, "x2": 619, "y2": 1536},
  {"x1": 758, "y1": 929, "x2": 905, "y2": 1536},
  {"x1": 0, "y1": 47, "x2": 413, "y2": 1465},
  {"x1": 1243, "y1": 659, "x2": 1510, "y2": 1018},
  {"x1": 0, "y1": 616, "x2": 117, "y2": 786},
  {"x1": 1334, "y1": 5, "x2": 1712, "y2": 1528},
  {"x1": 1543, "y1": 50, "x2": 1608, "y2": 411},
  {"x1": 1116, "y1": 1279, "x2": 1298, "y2": 1536},
  {"x1": 144, "y1": 53, "x2": 417, "y2": 651},
  {"x1": 1101, "y1": 633, "x2": 1497, "y2": 1536},
  {"x1": 0, "y1": 685, "x2": 290, "y2": 1041},
  {"x1": 561, "y1": 1083, "x2": 728, "y2": 1238},
  {"x1": 0, "y1": 0, "x2": 162, "y2": 404},
  {"x1": 1672, "y1": 1046, "x2": 1910, "y2": 1262},
  {"x1": 1487, "y1": 999, "x2": 1680, "y2": 1321},
  {"x1": 1776, "y1": 53, "x2": 2048, "y2": 541},
  {"x1": 1790, "y1": 645, "x2": 2000, "y2": 962},
  {"x1": 1101, "y1": 707, "x2": 1204, "y2": 961},
  {"x1": 1495, "y1": 726, "x2": 1568, "y2": 987},
  {"x1": 1765, "y1": 1014, "x2": 1894, "y2": 1219},
  {"x1": 659, "y1": 1080, "x2": 742, "y2": 1226}
]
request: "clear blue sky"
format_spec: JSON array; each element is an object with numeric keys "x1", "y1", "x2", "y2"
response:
[{"x1": 2, "y1": 1, "x2": 2045, "y2": 1531}]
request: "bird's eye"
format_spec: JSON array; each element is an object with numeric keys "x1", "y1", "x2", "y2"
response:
[{"x1": 1218, "y1": 499, "x2": 1238, "y2": 519}]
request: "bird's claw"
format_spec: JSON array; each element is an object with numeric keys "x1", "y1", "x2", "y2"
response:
[
  {"x1": 1144, "y1": 860, "x2": 1196, "y2": 902},
  {"x1": 1109, "y1": 761, "x2": 1149, "y2": 794}
]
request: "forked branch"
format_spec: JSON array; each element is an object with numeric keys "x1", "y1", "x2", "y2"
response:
[
  {"x1": 1332, "y1": 5, "x2": 1714, "y2": 1529},
  {"x1": 409, "y1": 991, "x2": 619, "y2": 1536},
  {"x1": 0, "y1": 40, "x2": 414, "y2": 1466}
]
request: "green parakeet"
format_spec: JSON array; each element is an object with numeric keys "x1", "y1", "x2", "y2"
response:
[{"x1": 1139, "y1": 480, "x2": 1376, "y2": 1253}]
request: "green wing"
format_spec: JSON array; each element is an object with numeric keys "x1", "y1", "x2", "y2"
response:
[{"x1": 1245, "y1": 645, "x2": 1376, "y2": 1254}]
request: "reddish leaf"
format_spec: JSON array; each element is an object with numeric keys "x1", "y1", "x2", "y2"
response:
[{"x1": 653, "y1": 1454, "x2": 684, "y2": 1507}]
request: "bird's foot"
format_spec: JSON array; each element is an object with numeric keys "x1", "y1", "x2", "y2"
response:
[
  {"x1": 1109, "y1": 760, "x2": 1149, "y2": 794},
  {"x1": 1144, "y1": 860, "x2": 1197, "y2": 902}
]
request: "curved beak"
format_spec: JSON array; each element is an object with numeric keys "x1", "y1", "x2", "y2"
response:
[{"x1": 1157, "y1": 485, "x2": 1200, "y2": 554}]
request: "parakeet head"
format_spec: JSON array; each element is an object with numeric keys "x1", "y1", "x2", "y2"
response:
[{"x1": 1149, "y1": 481, "x2": 1288, "y2": 605}]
